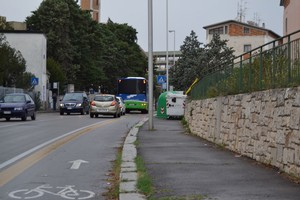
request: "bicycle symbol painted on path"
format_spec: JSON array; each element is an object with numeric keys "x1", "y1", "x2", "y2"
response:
[{"x1": 9, "y1": 184, "x2": 95, "y2": 199}]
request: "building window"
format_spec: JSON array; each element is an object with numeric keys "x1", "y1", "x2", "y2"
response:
[
  {"x1": 95, "y1": 0, "x2": 99, "y2": 6},
  {"x1": 285, "y1": 18, "x2": 288, "y2": 34},
  {"x1": 244, "y1": 27, "x2": 250, "y2": 34},
  {"x1": 209, "y1": 26, "x2": 224, "y2": 35},
  {"x1": 244, "y1": 44, "x2": 251, "y2": 52},
  {"x1": 224, "y1": 26, "x2": 228, "y2": 34}
]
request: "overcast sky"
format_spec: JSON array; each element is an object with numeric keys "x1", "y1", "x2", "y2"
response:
[{"x1": 0, "y1": 0, "x2": 283, "y2": 51}]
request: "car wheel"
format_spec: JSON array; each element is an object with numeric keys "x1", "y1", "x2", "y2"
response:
[
  {"x1": 95, "y1": 114, "x2": 99, "y2": 118},
  {"x1": 67, "y1": 112, "x2": 70, "y2": 115},
  {"x1": 60, "y1": 111, "x2": 64, "y2": 115},
  {"x1": 5, "y1": 117, "x2": 10, "y2": 121},
  {"x1": 90, "y1": 113, "x2": 94, "y2": 118},
  {"x1": 31, "y1": 112, "x2": 36, "y2": 120}
]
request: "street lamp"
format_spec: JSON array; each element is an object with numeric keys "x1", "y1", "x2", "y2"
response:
[
  {"x1": 169, "y1": 30, "x2": 175, "y2": 66},
  {"x1": 148, "y1": 0, "x2": 154, "y2": 130},
  {"x1": 166, "y1": 0, "x2": 169, "y2": 91}
]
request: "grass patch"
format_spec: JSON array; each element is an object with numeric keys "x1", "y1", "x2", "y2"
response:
[
  {"x1": 149, "y1": 194, "x2": 208, "y2": 200},
  {"x1": 136, "y1": 155, "x2": 153, "y2": 197},
  {"x1": 103, "y1": 147, "x2": 122, "y2": 200}
]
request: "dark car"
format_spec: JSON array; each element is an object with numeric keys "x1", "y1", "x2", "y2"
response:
[
  {"x1": 59, "y1": 92, "x2": 90, "y2": 115},
  {"x1": 0, "y1": 93, "x2": 36, "y2": 121}
]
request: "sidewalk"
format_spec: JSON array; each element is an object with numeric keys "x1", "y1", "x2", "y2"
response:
[{"x1": 136, "y1": 117, "x2": 300, "y2": 200}]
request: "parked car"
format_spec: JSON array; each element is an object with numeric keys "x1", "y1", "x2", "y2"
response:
[
  {"x1": 0, "y1": 93, "x2": 36, "y2": 121},
  {"x1": 59, "y1": 92, "x2": 90, "y2": 115},
  {"x1": 90, "y1": 94, "x2": 121, "y2": 118},
  {"x1": 116, "y1": 96, "x2": 126, "y2": 115}
]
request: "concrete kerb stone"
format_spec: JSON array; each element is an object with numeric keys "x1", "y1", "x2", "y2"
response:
[
  {"x1": 119, "y1": 193, "x2": 146, "y2": 200},
  {"x1": 119, "y1": 117, "x2": 148, "y2": 200}
]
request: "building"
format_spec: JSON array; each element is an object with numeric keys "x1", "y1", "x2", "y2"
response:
[
  {"x1": 1, "y1": 30, "x2": 48, "y2": 108},
  {"x1": 80, "y1": 0, "x2": 100, "y2": 22},
  {"x1": 280, "y1": 0, "x2": 300, "y2": 40},
  {"x1": 203, "y1": 20, "x2": 281, "y2": 57},
  {"x1": 7, "y1": 21, "x2": 27, "y2": 30}
]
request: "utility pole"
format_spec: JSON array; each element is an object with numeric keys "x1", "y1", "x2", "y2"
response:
[{"x1": 148, "y1": 0, "x2": 154, "y2": 130}]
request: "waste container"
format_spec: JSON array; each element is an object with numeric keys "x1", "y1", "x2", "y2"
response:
[{"x1": 157, "y1": 91, "x2": 186, "y2": 119}]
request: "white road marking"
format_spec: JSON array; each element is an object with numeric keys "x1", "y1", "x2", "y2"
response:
[
  {"x1": 69, "y1": 160, "x2": 89, "y2": 170},
  {"x1": 0, "y1": 121, "x2": 108, "y2": 170}
]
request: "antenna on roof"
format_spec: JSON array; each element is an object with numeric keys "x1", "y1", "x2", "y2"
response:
[
  {"x1": 253, "y1": 12, "x2": 261, "y2": 27},
  {"x1": 236, "y1": 0, "x2": 247, "y2": 22}
]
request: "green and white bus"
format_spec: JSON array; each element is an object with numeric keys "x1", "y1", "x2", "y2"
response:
[{"x1": 116, "y1": 77, "x2": 148, "y2": 114}]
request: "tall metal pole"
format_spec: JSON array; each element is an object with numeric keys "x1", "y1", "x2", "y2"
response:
[
  {"x1": 148, "y1": 0, "x2": 154, "y2": 130},
  {"x1": 166, "y1": 0, "x2": 169, "y2": 91},
  {"x1": 169, "y1": 30, "x2": 175, "y2": 66}
]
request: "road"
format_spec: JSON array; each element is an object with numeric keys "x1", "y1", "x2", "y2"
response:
[{"x1": 0, "y1": 112, "x2": 146, "y2": 200}]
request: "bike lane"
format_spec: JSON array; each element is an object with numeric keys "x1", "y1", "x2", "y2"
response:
[{"x1": 0, "y1": 115, "x2": 143, "y2": 200}]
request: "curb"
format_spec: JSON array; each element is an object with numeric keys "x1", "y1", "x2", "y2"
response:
[{"x1": 119, "y1": 117, "x2": 148, "y2": 200}]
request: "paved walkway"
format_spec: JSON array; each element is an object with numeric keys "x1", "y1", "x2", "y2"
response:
[{"x1": 132, "y1": 117, "x2": 300, "y2": 200}]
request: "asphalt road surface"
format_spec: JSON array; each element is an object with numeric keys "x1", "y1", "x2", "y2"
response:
[{"x1": 0, "y1": 112, "x2": 146, "y2": 200}]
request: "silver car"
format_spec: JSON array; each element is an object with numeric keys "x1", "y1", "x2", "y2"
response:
[
  {"x1": 116, "y1": 96, "x2": 126, "y2": 115},
  {"x1": 90, "y1": 94, "x2": 121, "y2": 118}
]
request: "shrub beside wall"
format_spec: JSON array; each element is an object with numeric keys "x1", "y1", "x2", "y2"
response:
[{"x1": 185, "y1": 86, "x2": 300, "y2": 178}]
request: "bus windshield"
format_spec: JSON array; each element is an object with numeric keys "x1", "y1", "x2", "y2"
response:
[{"x1": 118, "y1": 79, "x2": 146, "y2": 94}]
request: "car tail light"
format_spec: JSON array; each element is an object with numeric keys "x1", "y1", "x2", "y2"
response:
[
  {"x1": 111, "y1": 101, "x2": 116, "y2": 106},
  {"x1": 91, "y1": 101, "x2": 96, "y2": 106}
]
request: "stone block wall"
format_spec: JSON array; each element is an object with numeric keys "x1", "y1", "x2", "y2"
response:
[{"x1": 184, "y1": 87, "x2": 300, "y2": 177}]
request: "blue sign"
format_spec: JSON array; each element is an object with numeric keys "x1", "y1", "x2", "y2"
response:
[
  {"x1": 157, "y1": 75, "x2": 166, "y2": 84},
  {"x1": 31, "y1": 77, "x2": 39, "y2": 86}
]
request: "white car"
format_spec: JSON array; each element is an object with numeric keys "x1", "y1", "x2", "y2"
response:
[{"x1": 116, "y1": 97, "x2": 126, "y2": 115}]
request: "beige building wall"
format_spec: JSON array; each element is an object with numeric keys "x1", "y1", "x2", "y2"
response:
[
  {"x1": 204, "y1": 21, "x2": 280, "y2": 58},
  {"x1": 281, "y1": 0, "x2": 300, "y2": 40}
]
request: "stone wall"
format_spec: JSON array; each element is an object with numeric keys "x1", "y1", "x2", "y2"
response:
[{"x1": 184, "y1": 87, "x2": 300, "y2": 178}]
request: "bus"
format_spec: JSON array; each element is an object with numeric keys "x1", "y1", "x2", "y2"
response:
[{"x1": 116, "y1": 77, "x2": 148, "y2": 113}]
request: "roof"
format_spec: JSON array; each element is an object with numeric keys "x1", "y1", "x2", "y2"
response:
[
  {"x1": 203, "y1": 20, "x2": 281, "y2": 38},
  {"x1": 0, "y1": 30, "x2": 44, "y2": 34}
]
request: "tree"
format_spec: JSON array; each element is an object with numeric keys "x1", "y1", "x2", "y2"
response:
[
  {"x1": 204, "y1": 34, "x2": 235, "y2": 74},
  {"x1": 170, "y1": 31, "x2": 235, "y2": 91},
  {"x1": 102, "y1": 20, "x2": 147, "y2": 93},
  {"x1": 26, "y1": 0, "x2": 82, "y2": 84},
  {"x1": 47, "y1": 57, "x2": 66, "y2": 91},
  {"x1": 170, "y1": 31, "x2": 203, "y2": 91},
  {"x1": 0, "y1": 17, "x2": 13, "y2": 30},
  {"x1": 0, "y1": 34, "x2": 34, "y2": 89},
  {"x1": 26, "y1": 0, "x2": 147, "y2": 93}
]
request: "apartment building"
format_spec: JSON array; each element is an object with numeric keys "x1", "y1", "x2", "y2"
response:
[
  {"x1": 280, "y1": 0, "x2": 300, "y2": 40},
  {"x1": 80, "y1": 0, "x2": 100, "y2": 22},
  {"x1": 203, "y1": 20, "x2": 281, "y2": 57}
]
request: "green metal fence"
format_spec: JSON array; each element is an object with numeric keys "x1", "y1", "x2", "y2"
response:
[{"x1": 190, "y1": 29, "x2": 300, "y2": 100}]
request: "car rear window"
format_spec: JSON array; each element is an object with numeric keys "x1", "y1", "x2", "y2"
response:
[
  {"x1": 63, "y1": 93, "x2": 82, "y2": 101},
  {"x1": 4, "y1": 95, "x2": 26, "y2": 103},
  {"x1": 94, "y1": 96, "x2": 114, "y2": 102}
]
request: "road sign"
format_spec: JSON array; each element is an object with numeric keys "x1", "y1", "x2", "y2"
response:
[
  {"x1": 157, "y1": 75, "x2": 166, "y2": 84},
  {"x1": 31, "y1": 77, "x2": 39, "y2": 86}
]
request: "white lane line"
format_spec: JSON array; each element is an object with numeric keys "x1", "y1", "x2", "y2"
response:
[{"x1": 0, "y1": 120, "x2": 108, "y2": 170}]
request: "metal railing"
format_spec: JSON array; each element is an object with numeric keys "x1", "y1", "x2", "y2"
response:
[
  {"x1": 0, "y1": 86, "x2": 42, "y2": 110},
  {"x1": 190, "y1": 29, "x2": 300, "y2": 100},
  {"x1": 0, "y1": 86, "x2": 24, "y2": 99}
]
